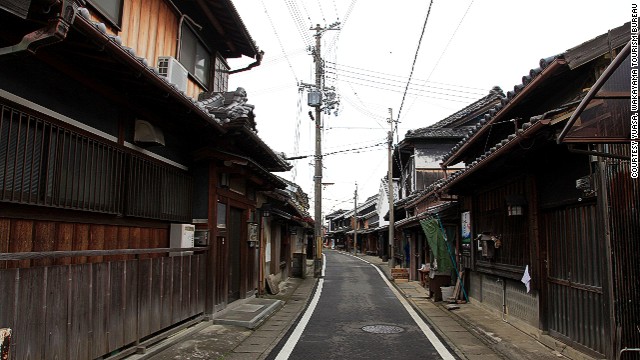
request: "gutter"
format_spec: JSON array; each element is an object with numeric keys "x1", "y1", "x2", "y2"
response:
[
  {"x1": 229, "y1": 50, "x2": 264, "y2": 74},
  {"x1": 0, "y1": 0, "x2": 78, "y2": 56}
]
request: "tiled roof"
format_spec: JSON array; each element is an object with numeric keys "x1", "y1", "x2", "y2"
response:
[
  {"x1": 199, "y1": 87, "x2": 256, "y2": 125},
  {"x1": 427, "y1": 109, "x2": 566, "y2": 197},
  {"x1": 441, "y1": 22, "x2": 630, "y2": 166},
  {"x1": 396, "y1": 102, "x2": 581, "y2": 209},
  {"x1": 326, "y1": 209, "x2": 347, "y2": 218},
  {"x1": 406, "y1": 128, "x2": 470, "y2": 138},
  {"x1": 404, "y1": 86, "x2": 504, "y2": 140},
  {"x1": 439, "y1": 56, "x2": 559, "y2": 165},
  {"x1": 75, "y1": 9, "x2": 290, "y2": 172},
  {"x1": 393, "y1": 201, "x2": 456, "y2": 228}
]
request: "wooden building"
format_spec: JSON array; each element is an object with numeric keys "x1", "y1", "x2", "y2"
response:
[
  {"x1": 0, "y1": 0, "x2": 292, "y2": 358},
  {"x1": 260, "y1": 177, "x2": 313, "y2": 293},
  {"x1": 403, "y1": 23, "x2": 634, "y2": 358},
  {"x1": 325, "y1": 209, "x2": 348, "y2": 250},
  {"x1": 389, "y1": 88, "x2": 504, "y2": 280}
]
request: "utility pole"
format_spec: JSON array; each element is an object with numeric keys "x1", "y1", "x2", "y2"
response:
[
  {"x1": 310, "y1": 22, "x2": 340, "y2": 278},
  {"x1": 387, "y1": 108, "x2": 395, "y2": 268},
  {"x1": 353, "y1": 182, "x2": 358, "y2": 256}
]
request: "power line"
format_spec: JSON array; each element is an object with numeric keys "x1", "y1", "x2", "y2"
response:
[
  {"x1": 421, "y1": 0, "x2": 475, "y2": 85},
  {"x1": 284, "y1": 0, "x2": 313, "y2": 47},
  {"x1": 331, "y1": 0, "x2": 340, "y2": 21},
  {"x1": 326, "y1": 65, "x2": 486, "y2": 96},
  {"x1": 260, "y1": 0, "x2": 300, "y2": 84},
  {"x1": 326, "y1": 0, "x2": 357, "y2": 52},
  {"x1": 341, "y1": 93, "x2": 388, "y2": 122},
  {"x1": 325, "y1": 71, "x2": 480, "y2": 100},
  {"x1": 397, "y1": 0, "x2": 434, "y2": 123},
  {"x1": 261, "y1": 48, "x2": 306, "y2": 67},
  {"x1": 297, "y1": 0, "x2": 313, "y2": 28},
  {"x1": 286, "y1": 142, "x2": 386, "y2": 160},
  {"x1": 326, "y1": 126, "x2": 387, "y2": 130},
  {"x1": 324, "y1": 138, "x2": 384, "y2": 151},
  {"x1": 316, "y1": 0, "x2": 327, "y2": 23},
  {"x1": 325, "y1": 60, "x2": 486, "y2": 92},
  {"x1": 406, "y1": 0, "x2": 475, "y2": 115},
  {"x1": 292, "y1": 88, "x2": 304, "y2": 182},
  {"x1": 331, "y1": 77, "x2": 475, "y2": 103}
]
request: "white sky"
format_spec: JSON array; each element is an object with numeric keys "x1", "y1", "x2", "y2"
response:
[{"x1": 228, "y1": 1, "x2": 630, "y2": 216}]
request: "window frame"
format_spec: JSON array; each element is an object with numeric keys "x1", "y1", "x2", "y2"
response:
[
  {"x1": 179, "y1": 22, "x2": 212, "y2": 88},
  {"x1": 213, "y1": 54, "x2": 230, "y2": 93},
  {"x1": 86, "y1": 0, "x2": 124, "y2": 30}
]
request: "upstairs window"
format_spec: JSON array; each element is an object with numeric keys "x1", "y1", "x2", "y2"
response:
[
  {"x1": 213, "y1": 55, "x2": 229, "y2": 93},
  {"x1": 179, "y1": 23, "x2": 211, "y2": 87},
  {"x1": 86, "y1": 0, "x2": 123, "y2": 29}
]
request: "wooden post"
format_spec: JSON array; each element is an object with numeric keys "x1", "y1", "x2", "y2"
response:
[{"x1": 1, "y1": 328, "x2": 11, "y2": 360}]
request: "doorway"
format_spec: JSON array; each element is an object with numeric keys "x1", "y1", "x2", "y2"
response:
[
  {"x1": 541, "y1": 203, "x2": 605, "y2": 356},
  {"x1": 228, "y1": 207, "x2": 243, "y2": 302}
]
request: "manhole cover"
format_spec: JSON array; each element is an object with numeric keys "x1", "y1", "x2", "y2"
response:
[{"x1": 361, "y1": 325, "x2": 405, "y2": 334}]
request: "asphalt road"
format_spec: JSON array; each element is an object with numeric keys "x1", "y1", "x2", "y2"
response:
[{"x1": 267, "y1": 250, "x2": 456, "y2": 360}]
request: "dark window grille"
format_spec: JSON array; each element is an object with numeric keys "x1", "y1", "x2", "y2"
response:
[
  {"x1": 213, "y1": 55, "x2": 229, "y2": 93},
  {"x1": 1, "y1": 102, "x2": 193, "y2": 222},
  {"x1": 0, "y1": 104, "x2": 124, "y2": 213},
  {"x1": 474, "y1": 178, "x2": 529, "y2": 266},
  {"x1": 126, "y1": 155, "x2": 193, "y2": 222}
]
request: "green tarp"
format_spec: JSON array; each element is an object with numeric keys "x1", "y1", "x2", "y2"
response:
[{"x1": 420, "y1": 218, "x2": 453, "y2": 273}]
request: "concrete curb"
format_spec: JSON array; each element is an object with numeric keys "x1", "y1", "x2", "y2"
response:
[
  {"x1": 371, "y1": 261, "x2": 472, "y2": 360},
  {"x1": 234, "y1": 263, "x2": 319, "y2": 360},
  {"x1": 405, "y1": 297, "x2": 474, "y2": 360}
]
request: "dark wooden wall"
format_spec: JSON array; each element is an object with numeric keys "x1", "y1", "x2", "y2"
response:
[
  {"x1": 0, "y1": 254, "x2": 205, "y2": 359},
  {"x1": 0, "y1": 218, "x2": 168, "y2": 269}
]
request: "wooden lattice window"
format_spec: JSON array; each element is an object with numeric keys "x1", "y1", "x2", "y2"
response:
[
  {"x1": 126, "y1": 155, "x2": 193, "y2": 222},
  {"x1": 0, "y1": 103, "x2": 124, "y2": 213},
  {"x1": 1, "y1": 101, "x2": 193, "y2": 222}
]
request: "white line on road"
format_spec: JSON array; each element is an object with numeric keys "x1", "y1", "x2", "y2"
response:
[
  {"x1": 352, "y1": 254, "x2": 456, "y2": 360},
  {"x1": 322, "y1": 253, "x2": 326, "y2": 277},
  {"x1": 274, "y1": 254, "x2": 327, "y2": 360}
]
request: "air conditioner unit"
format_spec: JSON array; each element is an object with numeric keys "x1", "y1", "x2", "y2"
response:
[
  {"x1": 157, "y1": 56, "x2": 188, "y2": 93},
  {"x1": 170, "y1": 223, "x2": 195, "y2": 256}
]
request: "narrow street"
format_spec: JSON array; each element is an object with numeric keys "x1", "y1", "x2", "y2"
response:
[{"x1": 268, "y1": 251, "x2": 455, "y2": 360}]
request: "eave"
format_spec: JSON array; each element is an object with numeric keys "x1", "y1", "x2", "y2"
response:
[
  {"x1": 183, "y1": 0, "x2": 259, "y2": 59},
  {"x1": 195, "y1": 148, "x2": 287, "y2": 190},
  {"x1": 441, "y1": 58, "x2": 566, "y2": 167},
  {"x1": 558, "y1": 41, "x2": 632, "y2": 143},
  {"x1": 223, "y1": 120, "x2": 292, "y2": 172}
]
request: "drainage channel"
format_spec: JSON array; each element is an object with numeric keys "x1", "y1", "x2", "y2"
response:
[{"x1": 361, "y1": 325, "x2": 405, "y2": 334}]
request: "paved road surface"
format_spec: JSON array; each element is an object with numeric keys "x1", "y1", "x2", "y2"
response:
[{"x1": 267, "y1": 251, "x2": 456, "y2": 360}]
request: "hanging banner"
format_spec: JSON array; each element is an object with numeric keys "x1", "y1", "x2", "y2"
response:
[{"x1": 461, "y1": 211, "x2": 471, "y2": 255}]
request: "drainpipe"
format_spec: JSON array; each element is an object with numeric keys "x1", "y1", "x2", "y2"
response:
[
  {"x1": 0, "y1": 0, "x2": 78, "y2": 56},
  {"x1": 229, "y1": 50, "x2": 264, "y2": 74}
]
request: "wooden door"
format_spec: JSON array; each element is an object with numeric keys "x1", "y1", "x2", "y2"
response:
[{"x1": 542, "y1": 204, "x2": 606, "y2": 356}]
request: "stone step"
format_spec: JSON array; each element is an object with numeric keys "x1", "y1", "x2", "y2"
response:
[{"x1": 213, "y1": 298, "x2": 284, "y2": 329}]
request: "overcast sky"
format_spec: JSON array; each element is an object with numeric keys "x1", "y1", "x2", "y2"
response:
[{"x1": 228, "y1": 1, "x2": 630, "y2": 216}]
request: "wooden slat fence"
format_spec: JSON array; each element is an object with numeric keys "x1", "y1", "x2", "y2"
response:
[{"x1": 0, "y1": 248, "x2": 206, "y2": 359}]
